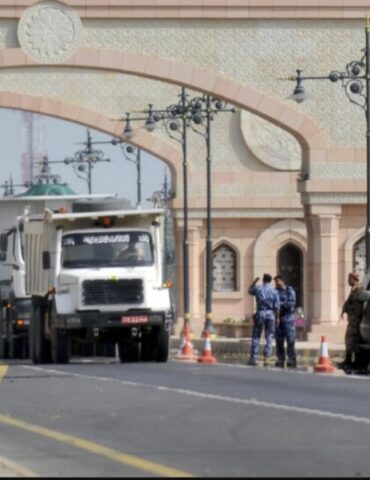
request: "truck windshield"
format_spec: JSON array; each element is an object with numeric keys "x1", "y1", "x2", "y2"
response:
[{"x1": 61, "y1": 231, "x2": 154, "y2": 269}]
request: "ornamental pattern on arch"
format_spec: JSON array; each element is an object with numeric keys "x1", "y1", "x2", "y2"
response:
[
  {"x1": 17, "y1": 1, "x2": 82, "y2": 64},
  {"x1": 212, "y1": 244, "x2": 237, "y2": 292}
]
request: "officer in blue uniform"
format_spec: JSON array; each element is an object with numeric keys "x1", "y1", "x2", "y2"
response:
[
  {"x1": 248, "y1": 273, "x2": 280, "y2": 366},
  {"x1": 274, "y1": 275, "x2": 297, "y2": 368}
]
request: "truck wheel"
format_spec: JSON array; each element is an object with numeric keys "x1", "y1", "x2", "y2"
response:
[
  {"x1": 8, "y1": 311, "x2": 24, "y2": 359},
  {"x1": 51, "y1": 327, "x2": 70, "y2": 364},
  {"x1": 118, "y1": 342, "x2": 140, "y2": 362},
  {"x1": 155, "y1": 327, "x2": 170, "y2": 363},
  {"x1": 9, "y1": 334, "x2": 23, "y2": 359},
  {"x1": 31, "y1": 304, "x2": 50, "y2": 364},
  {"x1": 141, "y1": 337, "x2": 155, "y2": 362},
  {"x1": 0, "y1": 309, "x2": 9, "y2": 359}
]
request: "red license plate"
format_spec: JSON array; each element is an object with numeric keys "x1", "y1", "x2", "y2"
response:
[{"x1": 121, "y1": 315, "x2": 149, "y2": 324}]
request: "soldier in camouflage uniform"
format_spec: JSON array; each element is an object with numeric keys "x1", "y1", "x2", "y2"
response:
[
  {"x1": 274, "y1": 275, "x2": 297, "y2": 368},
  {"x1": 339, "y1": 272, "x2": 370, "y2": 372}
]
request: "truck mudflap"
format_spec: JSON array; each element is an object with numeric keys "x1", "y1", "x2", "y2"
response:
[{"x1": 59, "y1": 310, "x2": 168, "y2": 330}]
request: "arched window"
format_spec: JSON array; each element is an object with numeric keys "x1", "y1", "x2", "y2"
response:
[
  {"x1": 212, "y1": 244, "x2": 237, "y2": 292},
  {"x1": 277, "y1": 243, "x2": 303, "y2": 307},
  {"x1": 353, "y1": 236, "x2": 366, "y2": 278}
]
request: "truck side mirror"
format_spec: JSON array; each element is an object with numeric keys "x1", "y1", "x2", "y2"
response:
[{"x1": 42, "y1": 251, "x2": 51, "y2": 270}]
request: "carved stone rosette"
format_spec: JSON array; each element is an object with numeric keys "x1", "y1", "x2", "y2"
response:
[{"x1": 17, "y1": 1, "x2": 82, "y2": 64}]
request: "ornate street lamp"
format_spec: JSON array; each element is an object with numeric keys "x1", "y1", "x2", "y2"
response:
[
  {"x1": 119, "y1": 144, "x2": 142, "y2": 207},
  {"x1": 64, "y1": 128, "x2": 111, "y2": 194},
  {"x1": 121, "y1": 87, "x2": 236, "y2": 336},
  {"x1": 186, "y1": 94, "x2": 235, "y2": 334},
  {"x1": 148, "y1": 169, "x2": 176, "y2": 277},
  {"x1": 283, "y1": 17, "x2": 370, "y2": 270},
  {"x1": 120, "y1": 88, "x2": 193, "y2": 335}
]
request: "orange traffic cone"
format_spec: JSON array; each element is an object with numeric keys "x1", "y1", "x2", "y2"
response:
[
  {"x1": 197, "y1": 330, "x2": 217, "y2": 364},
  {"x1": 175, "y1": 321, "x2": 197, "y2": 361},
  {"x1": 314, "y1": 336, "x2": 335, "y2": 373}
]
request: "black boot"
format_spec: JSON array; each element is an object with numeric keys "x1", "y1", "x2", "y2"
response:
[{"x1": 337, "y1": 353, "x2": 352, "y2": 371}]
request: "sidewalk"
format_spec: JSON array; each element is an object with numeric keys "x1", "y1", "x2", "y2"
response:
[{"x1": 170, "y1": 336, "x2": 345, "y2": 367}]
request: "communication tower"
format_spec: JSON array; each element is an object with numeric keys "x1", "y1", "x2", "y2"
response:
[{"x1": 20, "y1": 112, "x2": 46, "y2": 185}]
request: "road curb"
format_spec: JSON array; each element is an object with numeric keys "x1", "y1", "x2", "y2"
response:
[{"x1": 170, "y1": 337, "x2": 345, "y2": 367}]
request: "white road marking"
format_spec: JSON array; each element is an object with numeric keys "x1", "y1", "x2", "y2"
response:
[{"x1": 22, "y1": 364, "x2": 370, "y2": 426}]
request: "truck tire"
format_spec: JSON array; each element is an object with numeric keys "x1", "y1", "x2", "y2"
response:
[
  {"x1": 8, "y1": 309, "x2": 25, "y2": 359},
  {"x1": 30, "y1": 304, "x2": 50, "y2": 364},
  {"x1": 8, "y1": 324, "x2": 23, "y2": 359},
  {"x1": 118, "y1": 342, "x2": 140, "y2": 362},
  {"x1": 49, "y1": 301, "x2": 70, "y2": 364},
  {"x1": 155, "y1": 327, "x2": 170, "y2": 363},
  {"x1": 141, "y1": 336, "x2": 155, "y2": 361},
  {"x1": 72, "y1": 198, "x2": 131, "y2": 213},
  {"x1": 51, "y1": 327, "x2": 70, "y2": 364},
  {"x1": 0, "y1": 308, "x2": 8, "y2": 359}
]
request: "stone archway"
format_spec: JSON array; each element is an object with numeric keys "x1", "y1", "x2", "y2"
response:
[
  {"x1": 0, "y1": 47, "x2": 326, "y2": 164},
  {"x1": 0, "y1": 8, "x2": 330, "y2": 333}
]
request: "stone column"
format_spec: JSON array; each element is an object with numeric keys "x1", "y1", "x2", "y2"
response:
[
  {"x1": 305, "y1": 205, "x2": 341, "y2": 327},
  {"x1": 173, "y1": 218, "x2": 202, "y2": 336}
]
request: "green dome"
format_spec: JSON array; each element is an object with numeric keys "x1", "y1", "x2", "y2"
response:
[{"x1": 19, "y1": 183, "x2": 76, "y2": 197}]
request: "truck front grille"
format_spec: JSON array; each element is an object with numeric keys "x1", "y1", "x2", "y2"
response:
[{"x1": 82, "y1": 279, "x2": 144, "y2": 306}]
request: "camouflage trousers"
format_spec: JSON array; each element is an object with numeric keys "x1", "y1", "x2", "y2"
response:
[
  {"x1": 345, "y1": 320, "x2": 361, "y2": 354},
  {"x1": 275, "y1": 320, "x2": 296, "y2": 363},
  {"x1": 250, "y1": 311, "x2": 276, "y2": 360}
]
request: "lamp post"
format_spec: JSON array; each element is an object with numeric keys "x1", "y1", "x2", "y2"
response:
[
  {"x1": 120, "y1": 88, "x2": 194, "y2": 334},
  {"x1": 187, "y1": 95, "x2": 235, "y2": 334},
  {"x1": 284, "y1": 17, "x2": 370, "y2": 271},
  {"x1": 121, "y1": 87, "x2": 235, "y2": 336},
  {"x1": 148, "y1": 169, "x2": 176, "y2": 277},
  {"x1": 120, "y1": 144, "x2": 142, "y2": 207},
  {"x1": 64, "y1": 128, "x2": 111, "y2": 194}
]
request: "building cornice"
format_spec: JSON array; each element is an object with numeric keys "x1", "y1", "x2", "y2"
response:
[
  {"x1": 2, "y1": 1, "x2": 370, "y2": 20},
  {"x1": 174, "y1": 208, "x2": 304, "y2": 219}
]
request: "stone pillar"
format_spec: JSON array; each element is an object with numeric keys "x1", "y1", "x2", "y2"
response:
[
  {"x1": 173, "y1": 218, "x2": 203, "y2": 336},
  {"x1": 189, "y1": 219, "x2": 203, "y2": 334},
  {"x1": 305, "y1": 205, "x2": 341, "y2": 329}
]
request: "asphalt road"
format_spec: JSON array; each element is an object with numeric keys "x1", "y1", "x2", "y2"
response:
[{"x1": 0, "y1": 358, "x2": 370, "y2": 477}]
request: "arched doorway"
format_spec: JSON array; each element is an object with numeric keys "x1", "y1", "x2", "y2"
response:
[{"x1": 277, "y1": 243, "x2": 303, "y2": 308}]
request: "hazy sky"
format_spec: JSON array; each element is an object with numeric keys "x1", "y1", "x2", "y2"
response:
[{"x1": 0, "y1": 109, "x2": 169, "y2": 207}]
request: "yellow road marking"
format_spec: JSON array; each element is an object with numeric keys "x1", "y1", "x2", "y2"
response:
[
  {"x1": 0, "y1": 365, "x2": 8, "y2": 384},
  {"x1": 0, "y1": 414, "x2": 192, "y2": 477},
  {"x1": 0, "y1": 454, "x2": 38, "y2": 477}
]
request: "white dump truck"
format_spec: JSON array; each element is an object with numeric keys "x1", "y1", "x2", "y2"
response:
[
  {"x1": 0, "y1": 194, "x2": 119, "y2": 359},
  {"x1": 24, "y1": 200, "x2": 173, "y2": 364}
]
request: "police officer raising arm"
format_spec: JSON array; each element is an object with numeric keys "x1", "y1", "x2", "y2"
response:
[{"x1": 248, "y1": 273, "x2": 280, "y2": 367}]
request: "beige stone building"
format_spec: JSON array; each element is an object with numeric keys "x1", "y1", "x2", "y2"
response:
[{"x1": 0, "y1": 0, "x2": 369, "y2": 341}]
